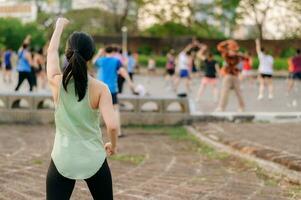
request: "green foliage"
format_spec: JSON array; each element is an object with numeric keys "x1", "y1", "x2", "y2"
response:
[
  {"x1": 0, "y1": 18, "x2": 46, "y2": 50},
  {"x1": 63, "y1": 8, "x2": 118, "y2": 35},
  {"x1": 144, "y1": 22, "x2": 194, "y2": 37},
  {"x1": 192, "y1": 23, "x2": 225, "y2": 39},
  {"x1": 44, "y1": 8, "x2": 118, "y2": 52},
  {"x1": 110, "y1": 154, "x2": 145, "y2": 165},
  {"x1": 137, "y1": 45, "x2": 153, "y2": 55},
  {"x1": 280, "y1": 48, "x2": 297, "y2": 58},
  {"x1": 143, "y1": 21, "x2": 224, "y2": 39},
  {"x1": 193, "y1": 0, "x2": 240, "y2": 36},
  {"x1": 252, "y1": 57, "x2": 289, "y2": 71},
  {"x1": 138, "y1": 54, "x2": 166, "y2": 68}
]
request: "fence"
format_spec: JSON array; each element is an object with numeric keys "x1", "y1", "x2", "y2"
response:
[{"x1": 0, "y1": 92, "x2": 190, "y2": 125}]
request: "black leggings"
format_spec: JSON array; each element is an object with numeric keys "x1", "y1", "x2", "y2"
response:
[
  {"x1": 117, "y1": 75, "x2": 125, "y2": 93},
  {"x1": 46, "y1": 159, "x2": 113, "y2": 200},
  {"x1": 15, "y1": 71, "x2": 33, "y2": 91}
]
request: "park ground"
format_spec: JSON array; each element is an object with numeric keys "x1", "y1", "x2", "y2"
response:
[{"x1": 0, "y1": 124, "x2": 301, "y2": 200}]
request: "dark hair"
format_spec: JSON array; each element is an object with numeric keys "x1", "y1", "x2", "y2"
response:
[
  {"x1": 297, "y1": 49, "x2": 301, "y2": 54},
  {"x1": 38, "y1": 48, "x2": 43, "y2": 55},
  {"x1": 112, "y1": 46, "x2": 118, "y2": 52},
  {"x1": 261, "y1": 47, "x2": 265, "y2": 52},
  {"x1": 186, "y1": 50, "x2": 192, "y2": 56},
  {"x1": 63, "y1": 32, "x2": 95, "y2": 102},
  {"x1": 128, "y1": 50, "x2": 132, "y2": 56},
  {"x1": 105, "y1": 46, "x2": 114, "y2": 53},
  {"x1": 208, "y1": 53, "x2": 213, "y2": 59},
  {"x1": 22, "y1": 43, "x2": 29, "y2": 49}
]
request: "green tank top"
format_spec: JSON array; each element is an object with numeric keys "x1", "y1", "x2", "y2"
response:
[{"x1": 51, "y1": 79, "x2": 106, "y2": 179}]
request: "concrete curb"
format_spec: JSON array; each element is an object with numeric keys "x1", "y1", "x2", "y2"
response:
[
  {"x1": 186, "y1": 126, "x2": 301, "y2": 185},
  {"x1": 189, "y1": 112, "x2": 301, "y2": 123}
]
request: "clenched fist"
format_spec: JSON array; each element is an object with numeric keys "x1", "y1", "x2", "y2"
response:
[{"x1": 55, "y1": 17, "x2": 69, "y2": 30}]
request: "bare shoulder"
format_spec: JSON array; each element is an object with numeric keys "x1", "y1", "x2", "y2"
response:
[{"x1": 89, "y1": 76, "x2": 109, "y2": 94}]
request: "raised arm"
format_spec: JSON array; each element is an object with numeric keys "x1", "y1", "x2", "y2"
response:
[
  {"x1": 99, "y1": 84, "x2": 118, "y2": 155},
  {"x1": 47, "y1": 18, "x2": 69, "y2": 87},
  {"x1": 217, "y1": 40, "x2": 229, "y2": 53},
  {"x1": 182, "y1": 43, "x2": 193, "y2": 53}
]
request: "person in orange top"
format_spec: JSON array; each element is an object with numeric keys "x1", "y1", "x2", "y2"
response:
[{"x1": 215, "y1": 40, "x2": 245, "y2": 112}]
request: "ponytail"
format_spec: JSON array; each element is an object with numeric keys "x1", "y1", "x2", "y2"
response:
[
  {"x1": 62, "y1": 32, "x2": 95, "y2": 101},
  {"x1": 62, "y1": 50, "x2": 88, "y2": 102}
]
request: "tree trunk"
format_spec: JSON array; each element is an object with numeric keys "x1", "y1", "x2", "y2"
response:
[{"x1": 257, "y1": 23, "x2": 264, "y2": 40}]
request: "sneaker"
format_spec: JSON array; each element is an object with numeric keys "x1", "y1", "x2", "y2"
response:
[
  {"x1": 257, "y1": 95, "x2": 263, "y2": 100},
  {"x1": 292, "y1": 100, "x2": 298, "y2": 107}
]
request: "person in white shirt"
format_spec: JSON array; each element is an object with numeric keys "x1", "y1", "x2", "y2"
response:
[
  {"x1": 174, "y1": 42, "x2": 206, "y2": 94},
  {"x1": 256, "y1": 39, "x2": 274, "y2": 100},
  {"x1": 174, "y1": 43, "x2": 193, "y2": 93}
]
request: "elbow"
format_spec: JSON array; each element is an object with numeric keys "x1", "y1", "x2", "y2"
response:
[{"x1": 107, "y1": 123, "x2": 118, "y2": 135}]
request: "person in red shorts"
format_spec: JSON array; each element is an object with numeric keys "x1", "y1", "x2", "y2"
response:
[{"x1": 196, "y1": 52, "x2": 220, "y2": 103}]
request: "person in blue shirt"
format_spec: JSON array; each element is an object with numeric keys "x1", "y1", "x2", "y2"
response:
[
  {"x1": 3, "y1": 48, "x2": 13, "y2": 83},
  {"x1": 15, "y1": 43, "x2": 34, "y2": 92},
  {"x1": 127, "y1": 50, "x2": 136, "y2": 81},
  {"x1": 93, "y1": 45, "x2": 135, "y2": 137}
]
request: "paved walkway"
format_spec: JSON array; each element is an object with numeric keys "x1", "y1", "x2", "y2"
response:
[
  {"x1": 0, "y1": 125, "x2": 299, "y2": 199},
  {"x1": 194, "y1": 122, "x2": 301, "y2": 172},
  {"x1": 2, "y1": 72, "x2": 301, "y2": 113}
]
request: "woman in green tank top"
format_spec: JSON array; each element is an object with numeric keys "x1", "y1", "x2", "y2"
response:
[{"x1": 46, "y1": 18, "x2": 118, "y2": 200}]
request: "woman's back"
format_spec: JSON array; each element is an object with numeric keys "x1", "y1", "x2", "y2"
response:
[
  {"x1": 52, "y1": 78, "x2": 106, "y2": 179},
  {"x1": 46, "y1": 19, "x2": 117, "y2": 199}
]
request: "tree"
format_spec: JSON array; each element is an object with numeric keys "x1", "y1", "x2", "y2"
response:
[
  {"x1": 143, "y1": 21, "x2": 224, "y2": 39},
  {"x1": 238, "y1": 0, "x2": 276, "y2": 40},
  {"x1": 0, "y1": 18, "x2": 45, "y2": 50},
  {"x1": 274, "y1": 0, "x2": 301, "y2": 38},
  {"x1": 97, "y1": 0, "x2": 146, "y2": 33},
  {"x1": 237, "y1": 0, "x2": 301, "y2": 39},
  {"x1": 139, "y1": 0, "x2": 192, "y2": 27},
  {"x1": 192, "y1": 0, "x2": 241, "y2": 37}
]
